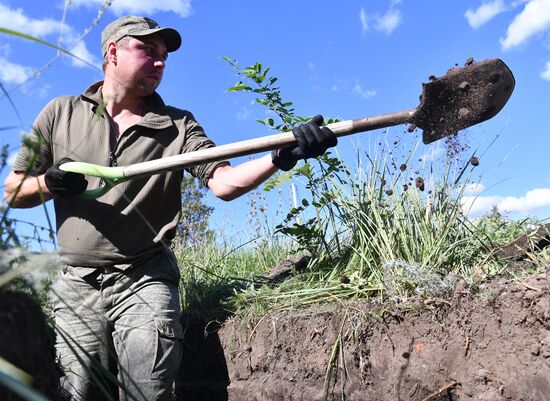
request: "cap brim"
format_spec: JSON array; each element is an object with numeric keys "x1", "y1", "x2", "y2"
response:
[{"x1": 131, "y1": 27, "x2": 182, "y2": 52}]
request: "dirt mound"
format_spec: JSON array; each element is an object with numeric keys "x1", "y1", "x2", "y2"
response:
[
  {"x1": 492, "y1": 223, "x2": 550, "y2": 261},
  {"x1": 176, "y1": 271, "x2": 550, "y2": 401},
  {"x1": 0, "y1": 291, "x2": 66, "y2": 401}
]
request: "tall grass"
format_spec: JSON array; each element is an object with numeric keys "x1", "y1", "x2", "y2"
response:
[
  {"x1": 176, "y1": 233, "x2": 290, "y2": 321},
  {"x1": 179, "y1": 139, "x2": 540, "y2": 317}
]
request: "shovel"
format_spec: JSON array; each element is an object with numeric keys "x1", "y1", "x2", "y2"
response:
[{"x1": 61, "y1": 58, "x2": 515, "y2": 199}]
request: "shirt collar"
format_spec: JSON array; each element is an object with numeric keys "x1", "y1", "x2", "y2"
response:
[{"x1": 81, "y1": 81, "x2": 174, "y2": 130}]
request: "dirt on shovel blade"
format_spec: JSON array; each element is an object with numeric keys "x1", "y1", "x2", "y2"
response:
[{"x1": 414, "y1": 58, "x2": 515, "y2": 144}]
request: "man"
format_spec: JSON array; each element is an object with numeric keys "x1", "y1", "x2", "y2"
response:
[{"x1": 3, "y1": 16, "x2": 336, "y2": 401}]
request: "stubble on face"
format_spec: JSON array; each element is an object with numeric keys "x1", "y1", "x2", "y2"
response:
[{"x1": 116, "y1": 35, "x2": 168, "y2": 97}]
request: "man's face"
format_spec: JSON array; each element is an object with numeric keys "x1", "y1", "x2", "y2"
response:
[{"x1": 114, "y1": 34, "x2": 168, "y2": 96}]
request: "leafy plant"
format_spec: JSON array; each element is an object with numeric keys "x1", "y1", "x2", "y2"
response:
[
  {"x1": 223, "y1": 58, "x2": 342, "y2": 257},
  {"x1": 224, "y1": 58, "x2": 307, "y2": 132},
  {"x1": 472, "y1": 206, "x2": 531, "y2": 246}
]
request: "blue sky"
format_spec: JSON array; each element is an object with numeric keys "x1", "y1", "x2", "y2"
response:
[{"x1": 1, "y1": 0, "x2": 550, "y2": 245}]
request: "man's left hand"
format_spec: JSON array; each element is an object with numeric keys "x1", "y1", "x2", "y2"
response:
[{"x1": 271, "y1": 115, "x2": 337, "y2": 171}]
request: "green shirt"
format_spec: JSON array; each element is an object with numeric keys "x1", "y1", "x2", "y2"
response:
[{"x1": 13, "y1": 81, "x2": 227, "y2": 267}]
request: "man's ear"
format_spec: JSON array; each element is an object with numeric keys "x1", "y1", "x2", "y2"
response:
[{"x1": 106, "y1": 42, "x2": 117, "y2": 65}]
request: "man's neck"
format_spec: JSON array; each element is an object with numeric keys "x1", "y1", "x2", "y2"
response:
[{"x1": 102, "y1": 80, "x2": 144, "y2": 119}]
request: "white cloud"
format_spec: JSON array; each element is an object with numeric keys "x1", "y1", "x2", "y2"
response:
[
  {"x1": 0, "y1": 56, "x2": 35, "y2": 85},
  {"x1": 375, "y1": 8, "x2": 402, "y2": 35},
  {"x1": 0, "y1": 4, "x2": 66, "y2": 37},
  {"x1": 463, "y1": 182, "x2": 486, "y2": 195},
  {"x1": 360, "y1": 5, "x2": 402, "y2": 36},
  {"x1": 500, "y1": 0, "x2": 550, "y2": 50},
  {"x1": 66, "y1": 39, "x2": 98, "y2": 68},
  {"x1": 465, "y1": 0, "x2": 508, "y2": 29},
  {"x1": 359, "y1": 7, "x2": 368, "y2": 35},
  {"x1": 542, "y1": 61, "x2": 550, "y2": 80},
  {"x1": 461, "y1": 194, "x2": 504, "y2": 217},
  {"x1": 0, "y1": 45, "x2": 51, "y2": 95},
  {"x1": 307, "y1": 62, "x2": 318, "y2": 81},
  {"x1": 462, "y1": 187, "x2": 550, "y2": 217},
  {"x1": 352, "y1": 83, "x2": 377, "y2": 99},
  {"x1": 420, "y1": 144, "x2": 444, "y2": 162},
  {"x1": 71, "y1": 0, "x2": 192, "y2": 18},
  {"x1": 0, "y1": 43, "x2": 12, "y2": 58},
  {"x1": 510, "y1": 0, "x2": 531, "y2": 6},
  {"x1": 236, "y1": 106, "x2": 252, "y2": 121},
  {"x1": 0, "y1": 3, "x2": 98, "y2": 68},
  {"x1": 35, "y1": 83, "x2": 52, "y2": 98}
]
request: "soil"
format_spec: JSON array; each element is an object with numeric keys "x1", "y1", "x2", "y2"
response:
[
  {"x1": 492, "y1": 223, "x2": 550, "y2": 261},
  {"x1": 415, "y1": 177, "x2": 425, "y2": 191},
  {"x1": 0, "y1": 291, "x2": 66, "y2": 401},
  {"x1": 176, "y1": 243, "x2": 550, "y2": 401}
]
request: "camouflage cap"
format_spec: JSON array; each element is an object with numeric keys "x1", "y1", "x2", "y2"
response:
[{"x1": 101, "y1": 16, "x2": 181, "y2": 57}]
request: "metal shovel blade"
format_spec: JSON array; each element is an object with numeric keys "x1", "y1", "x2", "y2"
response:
[{"x1": 414, "y1": 58, "x2": 515, "y2": 144}]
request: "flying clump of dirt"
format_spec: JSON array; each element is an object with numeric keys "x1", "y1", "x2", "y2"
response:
[
  {"x1": 415, "y1": 177, "x2": 425, "y2": 191},
  {"x1": 443, "y1": 56, "x2": 474, "y2": 161},
  {"x1": 340, "y1": 275, "x2": 351, "y2": 284},
  {"x1": 445, "y1": 131, "x2": 471, "y2": 161}
]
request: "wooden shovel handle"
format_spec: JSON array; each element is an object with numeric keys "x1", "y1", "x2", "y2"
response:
[
  {"x1": 123, "y1": 109, "x2": 415, "y2": 180},
  {"x1": 61, "y1": 109, "x2": 415, "y2": 198}
]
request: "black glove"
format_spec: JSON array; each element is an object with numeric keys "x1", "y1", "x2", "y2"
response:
[
  {"x1": 271, "y1": 115, "x2": 337, "y2": 171},
  {"x1": 44, "y1": 157, "x2": 88, "y2": 199}
]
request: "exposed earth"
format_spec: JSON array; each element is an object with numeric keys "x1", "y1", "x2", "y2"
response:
[
  {"x1": 0, "y1": 291, "x2": 65, "y2": 401},
  {"x1": 176, "y1": 231, "x2": 550, "y2": 401}
]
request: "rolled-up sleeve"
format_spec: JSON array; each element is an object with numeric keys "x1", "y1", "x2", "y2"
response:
[
  {"x1": 180, "y1": 113, "x2": 229, "y2": 187},
  {"x1": 12, "y1": 100, "x2": 55, "y2": 175}
]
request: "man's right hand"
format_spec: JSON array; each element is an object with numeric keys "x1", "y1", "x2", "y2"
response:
[{"x1": 44, "y1": 157, "x2": 88, "y2": 199}]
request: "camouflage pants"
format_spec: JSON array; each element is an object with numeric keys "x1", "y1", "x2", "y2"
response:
[{"x1": 50, "y1": 249, "x2": 183, "y2": 401}]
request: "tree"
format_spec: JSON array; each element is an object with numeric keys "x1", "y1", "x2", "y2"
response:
[{"x1": 176, "y1": 175, "x2": 214, "y2": 246}]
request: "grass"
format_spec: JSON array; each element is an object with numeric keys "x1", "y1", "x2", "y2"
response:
[
  {"x1": 176, "y1": 233, "x2": 290, "y2": 321},
  {"x1": 174, "y1": 139, "x2": 543, "y2": 320}
]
